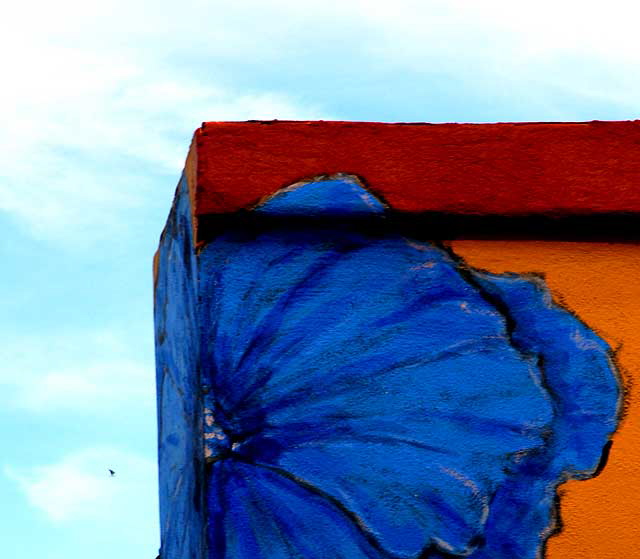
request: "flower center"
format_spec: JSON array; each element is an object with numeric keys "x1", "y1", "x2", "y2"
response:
[{"x1": 204, "y1": 407, "x2": 232, "y2": 461}]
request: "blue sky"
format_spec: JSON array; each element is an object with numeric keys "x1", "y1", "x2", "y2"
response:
[{"x1": 1, "y1": 1, "x2": 638, "y2": 558}]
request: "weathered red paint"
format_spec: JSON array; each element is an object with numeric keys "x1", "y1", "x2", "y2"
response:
[{"x1": 189, "y1": 121, "x2": 640, "y2": 236}]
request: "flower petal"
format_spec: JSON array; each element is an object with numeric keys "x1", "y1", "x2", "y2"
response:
[
  {"x1": 464, "y1": 271, "x2": 621, "y2": 558},
  {"x1": 201, "y1": 178, "x2": 619, "y2": 559},
  {"x1": 208, "y1": 460, "x2": 384, "y2": 559}
]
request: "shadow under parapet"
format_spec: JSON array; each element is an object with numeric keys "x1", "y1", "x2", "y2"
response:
[{"x1": 196, "y1": 211, "x2": 640, "y2": 248}]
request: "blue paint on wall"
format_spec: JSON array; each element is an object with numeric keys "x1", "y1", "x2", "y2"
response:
[
  {"x1": 154, "y1": 174, "x2": 205, "y2": 559},
  {"x1": 254, "y1": 176, "x2": 386, "y2": 217},
  {"x1": 155, "y1": 176, "x2": 620, "y2": 559}
]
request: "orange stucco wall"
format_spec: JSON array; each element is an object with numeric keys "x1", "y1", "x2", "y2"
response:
[{"x1": 451, "y1": 240, "x2": 640, "y2": 558}]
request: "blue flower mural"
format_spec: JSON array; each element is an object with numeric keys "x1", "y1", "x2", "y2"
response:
[{"x1": 196, "y1": 177, "x2": 621, "y2": 559}]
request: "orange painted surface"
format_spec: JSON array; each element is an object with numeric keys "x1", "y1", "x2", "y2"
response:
[{"x1": 451, "y1": 240, "x2": 640, "y2": 558}]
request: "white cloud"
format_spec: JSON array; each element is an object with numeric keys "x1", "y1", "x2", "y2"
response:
[
  {"x1": 445, "y1": 1, "x2": 640, "y2": 60},
  {"x1": 0, "y1": 329, "x2": 154, "y2": 414},
  {"x1": 0, "y1": 2, "x2": 328, "y2": 244},
  {"x1": 5, "y1": 446, "x2": 157, "y2": 524},
  {"x1": 1, "y1": 0, "x2": 638, "y2": 243},
  {"x1": 354, "y1": 1, "x2": 640, "y2": 103},
  {"x1": 0, "y1": 61, "x2": 323, "y2": 243},
  {"x1": 15, "y1": 360, "x2": 153, "y2": 413}
]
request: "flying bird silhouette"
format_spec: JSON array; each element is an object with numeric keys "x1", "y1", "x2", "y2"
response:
[{"x1": 108, "y1": 469, "x2": 115, "y2": 477}]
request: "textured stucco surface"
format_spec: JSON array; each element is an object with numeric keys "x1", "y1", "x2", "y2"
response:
[
  {"x1": 191, "y1": 120, "x2": 640, "y2": 222},
  {"x1": 452, "y1": 240, "x2": 640, "y2": 559},
  {"x1": 155, "y1": 119, "x2": 638, "y2": 558},
  {"x1": 154, "y1": 175, "x2": 205, "y2": 559}
]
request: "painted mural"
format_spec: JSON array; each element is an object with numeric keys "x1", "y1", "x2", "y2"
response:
[
  {"x1": 188, "y1": 176, "x2": 620, "y2": 559},
  {"x1": 155, "y1": 120, "x2": 640, "y2": 559}
]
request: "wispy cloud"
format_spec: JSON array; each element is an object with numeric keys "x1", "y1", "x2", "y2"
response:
[
  {"x1": 0, "y1": 329, "x2": 154, "y2": 414},
  {"x1": 0, "y1": 71, "x2": 323, "y2": 243},
  {"x1": 356, "y1": 1, "x2": 640, "y2": 117},
  {"x1": 0, "y1": 1, "x2": 328, "y2": 244},
  {"x1": 2, "y1": 0, "x2": 638, "y2": 245},
  {"x1": 14, "y1": 360, "x2": 152, "y2": 413},
  {"x1": 5, "y1": 446, "x2": 157, "y2": 524}
]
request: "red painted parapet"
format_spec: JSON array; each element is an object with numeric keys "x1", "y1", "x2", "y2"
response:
[{"x1": 185, "y1": 120, "x2": 640, "y2": 242}]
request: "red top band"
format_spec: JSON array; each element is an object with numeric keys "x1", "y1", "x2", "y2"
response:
[{"x1": 187, "y1": 120, "x2": 640, "y2": 231}]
